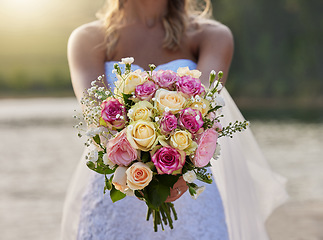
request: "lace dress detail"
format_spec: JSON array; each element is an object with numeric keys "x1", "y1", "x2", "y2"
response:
[{"x1": 76, "y1": 59, "x2": 229, "y2": 240}]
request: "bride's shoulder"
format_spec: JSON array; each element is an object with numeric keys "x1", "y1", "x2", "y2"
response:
[
  {"x1": 190, "y1": 20, "x2": 233, "y2": 49},
  {"x1": 68, "y1": 20, "x2": 106, "y2": 51}
]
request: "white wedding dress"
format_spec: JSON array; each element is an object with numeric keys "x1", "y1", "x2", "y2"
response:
[{"x1": 61, "y1": 59, "x2": 288, "y2": 240}]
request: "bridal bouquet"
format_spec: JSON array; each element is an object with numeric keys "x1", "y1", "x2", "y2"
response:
[{"x1": 74, "y1": 57, "x2": 249, "y2": 231}]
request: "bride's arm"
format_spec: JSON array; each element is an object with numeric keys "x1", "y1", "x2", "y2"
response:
[
  {"x1": 167, "y1": 23, "x2": 233, "y2": 202},
  {"x1": 67, "y1": 21, "x2": 107, "y2": 102},
  {"x1": 196, "y1": 23, "x2": 234, "y2": 86}
]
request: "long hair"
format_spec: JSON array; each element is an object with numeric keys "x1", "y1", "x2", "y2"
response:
[{"x1": 96, "y1": 0, "x2": 212, "y2": 56}]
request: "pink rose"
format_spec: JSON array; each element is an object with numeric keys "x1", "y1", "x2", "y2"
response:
[
  {"x1": 106, "y1": 129, "x2": 138, "y2": 166},
  {"x1": 192, "y1": 128, "x2": 218, "y2": 167},
  {"x1": 151, "y1": 146, "x2": 185, "y2": 175},
  {"x1": 154, "y1": 70, "x2": 180, "y2": 90},
  {"x1": 134, "y1": 80, "x2": 157, "y2": 101},
  {"x1": 160, "y1": 112, "x2": 178, "y2": 135},
  {"x1": 100, "y1": 98, "x2": 126, "y2": 130},
  {"x1": 176, "y1": 75, "x2": 205, "y2": 97},
  {"x1": 178, "y1": 108, "x2": 204, "y2": 134}
]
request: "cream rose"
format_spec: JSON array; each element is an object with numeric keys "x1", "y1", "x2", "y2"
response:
[
  {"x1": 126, "y1": 162, "x2": 153, "y2": 190},
  {"x1": 170, "y1": 130, "x2": 197, "y2": 154},
  {"x1": 114, "y1": 69, "x2": 147, "y2": 95},
  {"x1": 112, "y1": 166, "x2": 128, "y2": 192},
  {"x1": 177, "y1": 66, "x2": 202, "y2": 78},
  {"x1": 127, "y1": 120, "x2": 158, "y2": 151},
  {"x1": 187, "y1": 98, "x2": 210, "y2": 116},
  {"x1": 183, "y1": 170, "x2": 197, "y2": 183},
  {"x1": 154, "y1": 89, "x2": 186, "y2": 114},
  {"x1": 128, "y1": 101, "x2": 153, "y2": 122}
]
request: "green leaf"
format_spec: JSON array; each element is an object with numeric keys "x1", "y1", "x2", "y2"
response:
[
  {"x1": 122, "y1": 93, "x2": 135, "y2": 110},
  {"x1": 207, "y1": 105, "x2": 222, "y2": 114},
  {"x1": 110, "y1": 185, "x2": 126, "y2": 203},
  {"x1": 146, "y1": 179, "x2": 170, "y2": 209},
  {"x1": 134, "y1": 190, "x2": 145, "y2": 200},
  {"x1": 188, "y1": 186, "x2": 197, "y2": 196},
  {"x1": 104, "y1": 174, "x2": 112, "y2": 192},
  {"x1": 86, "y1": 160, "x2": 115, "y2": 175},
  {"x1": 155, "y1": 175, "x2": 179, "y2": 188},
  {"x1": 196, "y1": 168, "x2": 213, "y2": 184},
  {"x1": 141, "y1": 151, "x2": 151, "y2": 163},
  {"x1": 86, "y1": 161, "x2": 96, "y2": 170},
  {"x1": 93, "y1": 135, "x2": 101, "y2": 145}
]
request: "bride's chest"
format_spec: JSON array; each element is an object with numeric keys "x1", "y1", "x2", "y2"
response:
[{"x1": 109, "y1": 26, "x2": 197, "y2": 68}]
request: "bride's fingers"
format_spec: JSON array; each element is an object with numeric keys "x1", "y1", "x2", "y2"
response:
[{"x1": 165, "y1": 177, "x2": 188, "y2": 202}]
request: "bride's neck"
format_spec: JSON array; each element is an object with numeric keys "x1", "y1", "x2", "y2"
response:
[{"x1": 123, "y1": 0, "x2": 168, "y2": 27}]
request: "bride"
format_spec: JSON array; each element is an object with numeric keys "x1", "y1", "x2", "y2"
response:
[{"x1": 62, "y1": 0, "x2": 288, "y2": 239}]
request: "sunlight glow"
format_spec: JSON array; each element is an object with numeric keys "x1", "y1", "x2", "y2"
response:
[{"x1": 1, "y1": 0, "x2": 52, "y2": 19}]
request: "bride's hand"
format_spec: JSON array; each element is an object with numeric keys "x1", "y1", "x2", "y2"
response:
[{"x1": 165, "y1": 177, "x2": 188, "y2": 202}]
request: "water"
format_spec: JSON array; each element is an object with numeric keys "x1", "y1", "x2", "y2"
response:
[{"x1": 0, "y1": 98, "x2": 322, "y2": 240}]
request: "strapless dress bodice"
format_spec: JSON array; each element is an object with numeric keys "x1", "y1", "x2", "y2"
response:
[{"x1": 104, "y1": 59, "x2": 197, "y2": 89}]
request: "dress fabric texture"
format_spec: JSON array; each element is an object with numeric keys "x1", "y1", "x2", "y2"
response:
[{"x1": 61, "y1": 59, "x2": 288, "y2": 240}]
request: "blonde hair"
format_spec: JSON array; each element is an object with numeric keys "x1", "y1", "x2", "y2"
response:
[{"x1": 97, "y1": 0, "x2": 212, "y2": 56}]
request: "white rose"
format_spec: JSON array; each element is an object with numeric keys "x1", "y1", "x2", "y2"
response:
[
  {"x1": 183, "y1": 170, "x2": 197, "y2": 183},
  {"x1": 191, "y1": 186, "x2": 206, "y2": 200},
  {"x1": 102, "y1": 153, "x2": 116, "y2": 168},
  {"x1": 120, "y1": 57, "x2": 134, "y2": 65},
  {"x1": 112, "y1": 166, "x2": 128, "y2": 193}
]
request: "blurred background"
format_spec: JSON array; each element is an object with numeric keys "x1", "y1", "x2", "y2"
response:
[{"x1": 0, "y1": 0, "x2": 322, "y2": 239}]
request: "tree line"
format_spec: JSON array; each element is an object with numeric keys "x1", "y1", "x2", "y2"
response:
[{"x1": 213, "y1": 0, "x2": 322, "y2": 102}]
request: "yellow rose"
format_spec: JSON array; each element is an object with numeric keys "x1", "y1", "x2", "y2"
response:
[
  {"x1": 177, "y1": 67, "x2": 202, "y2": 78},
  {"x1": 187, "y1": 98, "x2": 210, "y2": 116},
  {"x1": 170, "y1": 130, "x2": 197, "y2": 154},
  {"x1": 127, "y1": 120, "x2": 158, "y2": 151},
  {"x1": 128, "y1": 101, "x2": 153, "y2": 122},
  {"x1": 155, "y1": 89, "x2": 186, "y2": 114},
  {"x1": 126, "y1": 162, "x2": 153, "y2": 190},
  {"x1": 114, "y1": 69, "x2": 146, "y2": 95}
]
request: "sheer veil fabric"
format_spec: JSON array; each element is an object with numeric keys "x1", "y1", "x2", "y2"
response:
[
  {"x1": 61, "y1": 60, "x2": 288, "y2": 240},
  {"x1": 212, "y1": 88, "x2": 288, "y2": 239}
]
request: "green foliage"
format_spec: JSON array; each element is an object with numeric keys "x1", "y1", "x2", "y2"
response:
[
  {"x1": 122, "y1": 93, "x2": 135, "y2": 110},
  {"x1": 212, "y1": 0, "x2": 323, "y2": 100},
  {"x1": 144, "y1": 175, "x2": 179, "y2": 210},
  {"x1": 145, "y1": 179, "x2": 171, "y2": 210},
  {"x1": 110, "y1": 185, "x2": 126, "y2": 203}
]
